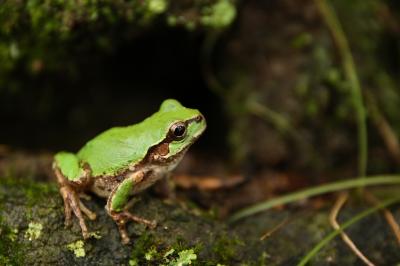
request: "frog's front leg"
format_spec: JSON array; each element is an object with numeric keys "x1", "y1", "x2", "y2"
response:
[
  {"x1": 106, "y1": 171, "x2": 157, "y2": 244},
  {"x1": 53, "y1": 152, "x2": 96, "y2": 239}
]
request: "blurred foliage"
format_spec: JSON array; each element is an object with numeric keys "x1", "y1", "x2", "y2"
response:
[
  {"x1": 332, "y1": 0, "x2": 400, "y2": 129},
  {"x1": 2, "y1": 0, "x2": 400, "y2": 175},
  {"x1": 207, "y1": 0, "x2": 400, "y2": 173},
  {"x1": 0, "y1": 0, "x2": 236, "y2": 93},
  {"x1": 0, "y1": 0, "x2": 162, "y2": 90}
]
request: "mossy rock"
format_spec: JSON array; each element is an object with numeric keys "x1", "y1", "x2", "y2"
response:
[
  {"x1": 1, "y1": 177, "x2": 400, "y2": 265},
  {"x1": 0, "y1": 177, "x2": 241, "y2": 265}
]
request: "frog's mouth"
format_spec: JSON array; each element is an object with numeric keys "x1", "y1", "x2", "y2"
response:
[
  {"x1": 194, "y1": 114, "x2": 207, "y2": 137},
  {"x1": 187, "y1": 114, "x2": 207, "y2": 139}
]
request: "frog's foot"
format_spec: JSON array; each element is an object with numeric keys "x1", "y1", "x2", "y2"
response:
[
  {"x1": 60, "y1": 186, "x2": 96, "y2": 239},
  {"x1": 109, "y1": 211, "x2": 157, "y2": 244}
]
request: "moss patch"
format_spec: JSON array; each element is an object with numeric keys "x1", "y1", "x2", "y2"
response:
[
  {"x1": 0, "y1": 178, "x2": 58, "y2": 207},
  {"x1": 210, "y1": 234, "x2": 244, "y2": 264},
  {"x1": 67, "y1": 240, "x2": 86, "y2": 258},
  {"x1": 129, "y1": 233, "x2": 202, "y2": 265},
  {"x1": 201, "y1": 0, "x2": 236, "y2": 28},
  {"x1": 0, "y1": 219, "x2": 24, "y2": 265},
  {"x1": 24, "y1": 221, "x2": 43, "y2": 241}
]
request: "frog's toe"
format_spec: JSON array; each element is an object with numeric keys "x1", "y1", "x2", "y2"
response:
[
  {"x1": 121, "y1": 232, "x2": 131, "y2": 245},
  {"x1": 60, "y1": 186, "x2": 90, "y2": 239},
  {"x1": 79, "y1": 201, "x2": 97, "y2": 220},
  {"x1": 64, "y1": 215, "x2": 73, "y2": 228},
  {"x1": 108, "y1": 210, "x2": 157, "y2": 244},
  {"x1": 62, "y1": 196, "x2": 73, "y2": 227},
  {"x1": 150, "y1": 220, "x2": 157, "y2": 229},
  {"x1": 121, "y1": 211, "x2": 157, "y2": 229},
  {"x1": 110, "y1": 213, "x2": 131, "y2": 244},
  {"x1": 146, "y1": 219, "x2": 157, "y2": 229}
]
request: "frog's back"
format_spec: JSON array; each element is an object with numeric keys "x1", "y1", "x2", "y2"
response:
[
  {"x1": 77, "y1": 101, "x2": 200, "y2": 176},
  {"x1": 77, "y1": 122, "x2": 161, "y2": 176}
]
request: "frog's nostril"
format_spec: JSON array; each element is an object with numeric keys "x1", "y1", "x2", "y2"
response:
[{"x1": 195, "y1": 115, "x2": 203, "y2": 122}]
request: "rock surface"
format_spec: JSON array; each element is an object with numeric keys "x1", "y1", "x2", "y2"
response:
[{"x1": 1, "y1": 176, "x2": 400, "y2": 265}]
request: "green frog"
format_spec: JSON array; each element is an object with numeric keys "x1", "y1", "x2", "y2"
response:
[{"x1": 53, "y1": 99, "x2": 206, "y2": 244}]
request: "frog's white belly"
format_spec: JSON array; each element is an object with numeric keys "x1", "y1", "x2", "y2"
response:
[{"x1": 131, "y1": 158, "x2": 182, "y2": 195}]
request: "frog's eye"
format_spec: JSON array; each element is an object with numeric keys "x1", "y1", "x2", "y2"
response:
[{"x1": 170, "y1": 122, "x2": 187, "y2": 140}]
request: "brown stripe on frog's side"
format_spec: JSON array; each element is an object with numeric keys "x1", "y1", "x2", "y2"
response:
[
  {"x1": 89, "y1": 133, "x2": 175, "y2": 197},
  {"x1": 152, "y1": 142, "x2": 169, "y2": 158}
]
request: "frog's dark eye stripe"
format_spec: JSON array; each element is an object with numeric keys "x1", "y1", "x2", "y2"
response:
[{"x1": 170, "y1": 122, "x2": 187, "y2": 140}]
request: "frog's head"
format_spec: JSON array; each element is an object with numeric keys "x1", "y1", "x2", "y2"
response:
[{"x1": 149, "y1": 99, "x2": 206, "y2": 163}]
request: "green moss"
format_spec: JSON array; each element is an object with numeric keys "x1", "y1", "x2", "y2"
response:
[
  {"x1": 201, "y1": 0, "x2": 236, "y2": 28},
  {"x1": 211, "y1": 234, "x2": 243, "y2": 264},
  {"x1": 144, "y1": 246, "x2": 158, "y2": 261},
  {"x1": 1, "y1": 0, "x2": 168, "y2": 37},
  {"x1": 0, "y1": 0, "x2": 170, "y2": 93},
  {"x1": 170, "y1": 236, "x2": 202, "y2": 257},
  {"x1": 0, "y1": 0, "x2": 239, "y2": 99},
  {"x1": 147, "y1": 0, "x2": 168, "y2": 14},
  {"x1": 129, "y1": 233, "x2": 204, "y2": 265},
  {"x1": 294, "y1": 41, "x2": 353, "y2": 121},
  {"x1": 166, "y1": 15, "x2": 196, "y2": 31},
  {"x1": 129, "y1": 233, "x2": 157, "y2": 265},
  {"x1": 25, "y1": 182, "x2": 57, "y2": 207},
  {"x1": 0, "y1": 219, "x2": 24, "y2": 265},
  {"x1": 66, "y1": 240, "x2": 86, "y2": 258},
  {"x1": 0, "y1": 178, "x2": 58, "y2": 207},
  {"x1": 88, "y1": 231, "x2": 102, "y2": 239},
  {"x1": 170, "y1": 249, "x2": 197, "y2": 266},
  {"x1": 256, "y1": 252, "x2": 270, "y2": 266},
  {"x1": 24, "y1": 221, "x2": 43, "y2": 241}
]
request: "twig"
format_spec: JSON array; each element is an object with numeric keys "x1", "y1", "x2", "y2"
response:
[
  {"x1": 329, "y1": 192, "x2": 375, "y2": 266},
  {"x1": 298, "y1": 197, "x2": 400, "y2": 266},
  {"x1": 259, "y1": 217, "x2": 289, "y2": 241},
  {"x1": 364, "y1": 191, "x2": 400, "y2": 246},
  {"x1": 314, "y1": 0, "x2": 368, "y2": 178}
]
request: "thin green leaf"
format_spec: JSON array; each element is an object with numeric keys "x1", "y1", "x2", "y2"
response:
[{"x1": 229, "y1": 175, "x2": 400, "y2": 222}]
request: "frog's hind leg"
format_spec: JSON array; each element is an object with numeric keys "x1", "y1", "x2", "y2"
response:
[
  {"x1": 59, "y1": 186, "x2": 91, "y2": 238},
  {"x1": 106, "y1": 171, "x2": 157, "y2": 244},
  {"x1": 53, "y1": 152, "x2": 96, "y2": 239}
]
